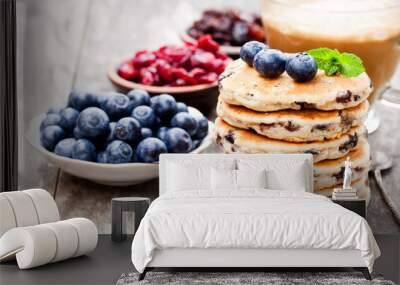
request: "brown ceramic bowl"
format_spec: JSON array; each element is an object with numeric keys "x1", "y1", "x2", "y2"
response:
[{"x1": 108, "y1": 59, "x2": 224, "y2": 117}]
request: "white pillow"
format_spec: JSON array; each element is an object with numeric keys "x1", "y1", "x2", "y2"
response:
[
  {"x1": 167, "y1": 159, "x2": 235, "y2": 192},
  {"x1": 211, "y1": 168, "x2": 237, "y2": 191},
  {"x1": 237, "y1": 159, "x2": 308, "y2": 192},
  {"x1": 236, "y1": 169, "x2": 267, "y2": 189}
]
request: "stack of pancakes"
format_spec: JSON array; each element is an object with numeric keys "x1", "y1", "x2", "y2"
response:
[{"x1": 215, "y1": 59, "x2": 372, "y2": 201}]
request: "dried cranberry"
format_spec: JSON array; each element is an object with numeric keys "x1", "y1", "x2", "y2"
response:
[
  {"x1": 173, "y1": 68, "x2": 196, "y2": 85},
  {"x1": 189, "y1": 68, "x2": 207, "y2": 78},
  {"x1": 197, "y1": 35, "x2": 220, "y2": 53},
  {"x1": 118, "y1": 62, "x2": 139, "y2": 80},
  {"x1": 155, "y1": 59, "x2": 174, "y2": 82},
  {"x1": 171, "y1": 78, "x2": 188, "y2": 86},
  {"x1": 133, "y1": 50, "x2": 156, "y2": 68},
  {"x1": 209, "y1": 59, "x2": 226, "y2": 74},
  {"x1": 197, "y1": 72, "x2": 218, "y2": 84},
  {"x1": 190, "y1": 50, "x2": 216, "y2": 70}
]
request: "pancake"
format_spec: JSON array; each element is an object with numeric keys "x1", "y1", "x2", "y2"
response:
[
  {"x1": 214, "y1": 117, "x2": 366, "y2": 163},
  {"x1": 315, "y1": 176, "x2": 371, "y2": 205},
  {"x1": 217, "y1": 98, "x2": 368, "y2": 142},
  {"x1": 219, "y1": 59, "x2": 372, "y2": 112},
  {"x1": 314, "y1": 141, "x2": 370, "y2": 191}
]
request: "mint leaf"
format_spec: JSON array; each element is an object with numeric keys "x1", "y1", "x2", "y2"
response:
[
  {"x1": 338, "y1": 52, "x2": 365, "y2": 77},
  {"x1": 306, "y1": 48, "x2": 365, "y2": 77}
]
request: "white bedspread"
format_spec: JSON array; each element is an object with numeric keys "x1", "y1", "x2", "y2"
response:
[{"x1": 131, "y1": 190, "x2": 380, "y2": 272}]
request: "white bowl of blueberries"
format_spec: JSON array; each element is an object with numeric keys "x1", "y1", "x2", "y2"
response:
[{"x1": 27, "y1": 89, "x2": 213, "y2": 186}]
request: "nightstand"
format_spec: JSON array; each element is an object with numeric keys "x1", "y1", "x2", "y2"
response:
[
  {"x1": 111, "y1": 197, "x2": 150, "y2": 242},
  {"x1": 332, "y1": 198, "x2": 366, "y2": 218}
]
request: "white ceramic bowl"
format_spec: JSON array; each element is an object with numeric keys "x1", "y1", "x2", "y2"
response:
[{"x1": 27, "y1": 107, "x2": 214, "y2": 186}]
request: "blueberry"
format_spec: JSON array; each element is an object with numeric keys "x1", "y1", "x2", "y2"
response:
[
  {"x1": 103, "y1": 93, "x2": 133, "y2": 120},
  {"x1": 285, "y1": 53, "x2": 318, "y2": 83},
  {"x1": 253, "y1": 49, "x2": 287, "y2": 78},
  {"x1": 106, "y1": 122, "x2": 117, "y2": 143},
  {"x1": 132, "y1": 105, "x2": 157, "y2": 128},
  {"x1": 136, "y1": 138, "x2": 167, "y2": 163},
  {"x1": 240, "y1": 41, "x2": 267, "y2": 66},
  {"x1": 192, "y1": 116, "x2": 208, "y2": 140},
  {"x1": 150, "y1": 94, "x2": 177, "y2": 120},
  {"x1": 191, "y1": 139, "x2": 202, "y2": 151},
  {"x1": 68, "y1": 90, "x2": 98, "y2": 111},
  {"x1": 77, "y1": 107, "x2": 110, "y2": 138},
  {"x1": 73, "y1": 127, "x2": 85, "y2": 139},
  {"x1": 126, "y1": 89, "x2": 151, "y2": 108},
  {"x1": 97, "y1": 151, "x2": 108, "y2": 163},
  {"x1": 157, "y1": 127, "x2": 169, "y2": 141},
  {"x1": 72, "y1": 139, "x2": 96, "y2": 161},
  {"x1": 170, "y1": 112, "x2": 198, "y2": 136},
  {"x1": 115, "y1": 117, "x2": 141, "y2": 142},
  {"x1": 141, "y1": 128, "x2": 153, "y2": 139},
  {"x1": 106, "y1": 140, "x2": 133, "y2": 164},
  {"x1": 176, "y1": 102, "x2": 188, "y2": 113},
  {"x1": 40, "y1": 114, "x2": 61, "y2": 131},
  {"x1": 54, "y1": 138, "x2": 76, "y2": 158},
  {"x1": 40, "y1": 125, "x2": 66, "y2": 151},
  {"x1": 47, "y1": 107, "x2": 63, "y2": 115},
  {"x1": 164, "y1": 128, "x2": 192, "y2": 153},
  {"x1": 96, "y1": 93, "x2": 109, "y2": 109},
  {"x1": 59, "y1": 107, "x2": 79, "y2": 131}
]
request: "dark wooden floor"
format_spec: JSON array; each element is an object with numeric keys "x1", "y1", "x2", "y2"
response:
[
  {"x1": 1, "y1": 235, "x2": 399, "y2": 285},
  {"x1": 16, "y1": 0, "x2": 400, "y2": 234}
]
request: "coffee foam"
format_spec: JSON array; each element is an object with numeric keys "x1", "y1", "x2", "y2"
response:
[{"x1": 262, "y1": 0, "x2": 400, "y2": 40}]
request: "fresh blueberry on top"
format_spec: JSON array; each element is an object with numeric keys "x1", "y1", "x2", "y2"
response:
[
  {"x1": 240, "y1": 41, "x2": 267, "y2": 66},
  {"x1": 96, "y1": 93, "x2": 109, "y2": 109},
  {"x1": 157, "y1": 127, "x2": 169, "y2": 141},
  {"x1": 103, "y1": 93, "x2": 134, "y2": 120},
  {"x1": 106, "y1": 122, "x2": 117, "y2": 143},
  {"x1": 68, "y1": 89, "x2": 98, "y2": 111},
  {"x1": 54, "y1": 138, "x2": 76, "y2": 158},
  {"x1": 97, "y1": 151, "x2": 108, "y2": 163},
  {"x1": 132, "y1": 105, "x2": 157, "y2": 128},
  {"x1": 47, "y1": 107, "x2": 63, "y2": 115},
  {"x1": 253, "y1": 49, "x2": 287, "y2": 78},
  {"x1": 40, "y1": 114, "x2": 62, "y2": 131},
  {"x1": 59, "y1": 107, "x2": 79, "y2": 131},
  {"x1": 136, "y1": 137, "x2": 167, "y2": 163},
  {"x1": 150, "y1": 94, "x2": 177, "y2": 120},
  {"x1": 114, "y1": 117, "x2": 141, "y2": 143},
  {"x1": 72, "y1": 139, "x2": 96, "y2": 161},
  {"x1": 77, "y1": 107, "x2": 110, "y2": 138},
  {"x1": 285, "y1": 53, "x2": 318, "y2": 83},
  {"x1": 40, "y1": 125, "x2": 66, "y2": 151},
  {"x1": 170, "y1": 112, "x2": 198, "y2": 136},
  {"x1": 164, "y1": 127, "x2": 192, "y2": 153},
  {"x1": 141, "y1": 128, "x2": 153, "y2": 139},
  {"x1": 192, "y1": 116, "x2": 208, "y2": 140},
  {"x1": 176, "y1": 102, "x2": 188, "y2": 113},
  {"x1": 126, "y1": 89, "x2": 151, "y2": 108},
  {"x1": 106, "y1": 140, "x2": 133, "y2": 164}
]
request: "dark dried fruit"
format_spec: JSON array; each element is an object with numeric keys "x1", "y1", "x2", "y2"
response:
[
  {"x1": 336, "y1": 91, "x2": 352, "y2": 103},
  {"x1": 225, "y1": 131, "x2": 235, "y2": 144},
  {"x1": 339, "y1": 133, "x2": 358, "y2": 152},
  {"x1": 284, "y1": 121, "x2": 301, "y2": 132}
]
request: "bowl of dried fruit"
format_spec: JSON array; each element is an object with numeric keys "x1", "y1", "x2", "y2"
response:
[
  {"x1": 182, "y1": 9, "x2": 266, "y2": 58},
  {"x1": 108, "y1": 35, "x2": 230, "y2": 116}
]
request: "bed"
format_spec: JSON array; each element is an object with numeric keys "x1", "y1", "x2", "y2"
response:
[{"x1": 131, "y1": 154, "x2": 380, "y2": 281}]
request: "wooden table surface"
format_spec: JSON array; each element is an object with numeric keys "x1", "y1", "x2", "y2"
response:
[{"x1": 17, "y1": 0, "x2": 400, "y2": 234}]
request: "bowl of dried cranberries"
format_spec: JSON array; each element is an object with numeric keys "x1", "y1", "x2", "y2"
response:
[
  {"x1": 109, "y1": 35, "x2": 230, "y2": 116},
  {"x1": 182, "y1": 9, "x2": 266, "y2": 58}
]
